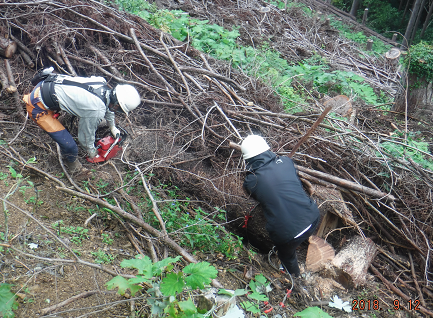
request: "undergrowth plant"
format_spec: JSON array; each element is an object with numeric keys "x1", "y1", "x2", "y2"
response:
[
  {"x1": 0, "y1": 283, "x2": 18, "y2": 318},
  {"x1": 106, "y1": 255, "x2": 218, "y2": 317},
  {"x1": 329, "y1": 19, "x2": 391, "y2": 55},
  {"x1": 237, "y1": 274, "x2": 271, "y2": 314},
  {"x1": 140, "y1": 184, "x2": 244, "y2": 260},
  {"x1": 111, "y1": 0, "x2": 387, "y2": 111},
  {"x1": 405, "y1": 41, "x2": 433, "y2": 83},
  {"x1": 379, "y1": 131, "x2": 433, "y2": 171},
  {"x1": 51, "y1": 220, "x2": 90, "y2": 245}
]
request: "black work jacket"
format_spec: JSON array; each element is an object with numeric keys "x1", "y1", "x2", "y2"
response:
[{"x1": 243, "y1": 151, "x2": 320, "y2": 244}]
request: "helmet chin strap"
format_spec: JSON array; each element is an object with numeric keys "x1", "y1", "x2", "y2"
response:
[{"x1": 109, "y1": 89, "x2": 118, "y2": 105}]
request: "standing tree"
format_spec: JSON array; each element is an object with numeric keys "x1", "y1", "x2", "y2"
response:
[
  {"x1": 394, "y1": 42, "x2": 433, "y2": 116},
  {"x1": 409, "y1": 0, "x2": 427, "y2": 44},
  {"x1": 420, "y1": 0, "x2": 433, "y2": 38},
  {"x1": 402, "y1": 0, "x2": 424, "y2": 48},
  {"x1": 349, "y1": 0, "x2": 362, "y2": 17}
]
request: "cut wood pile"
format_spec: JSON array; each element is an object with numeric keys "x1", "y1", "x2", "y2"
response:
[{"x1": 0, "y1": 0, "x2": 432, "y2": 314}]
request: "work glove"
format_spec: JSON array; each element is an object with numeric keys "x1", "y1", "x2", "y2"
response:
[{"x1": 111, "y1": 126, "x2": 120, "y2": 139}]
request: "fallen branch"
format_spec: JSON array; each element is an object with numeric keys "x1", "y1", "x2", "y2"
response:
[
  {"x1": 40, "y1": 290, "x2": 115, "y2": 316},
  {"x1": 370, "y1": 264, "x2": 433, "y2": 317}
]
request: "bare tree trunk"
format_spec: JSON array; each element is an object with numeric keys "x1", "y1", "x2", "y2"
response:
[
  {"x1": 349, "y1": 0, "x2": 362, "y2": 17},
  {"x1": 394, "y1": 73, "x2": 433, "y2": 116},
  {"x1": 421, "y1": 0, "x2": 433, "y2": 37},
  {"x1": 401, "y1": 0, "x2": 424, "y2": 48},
  {"x1": 400, "y1": 0, "x2": 413, "y2": 25},
  {"x1": 410, "y1": 0, "x2": 427, "y2": 43}
]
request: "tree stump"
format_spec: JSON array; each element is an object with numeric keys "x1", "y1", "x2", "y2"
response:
[
  {"x1": 329, "y1": 236, "x2": 378, "y2": 288},
  {"x1": 385, "y1": 48, "x2": 401, "y2": 67}
]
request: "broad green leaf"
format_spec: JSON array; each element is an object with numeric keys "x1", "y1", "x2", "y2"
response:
[
  {"x1": 148, "y1": 298, "x2": 169, "y2": 316},
  {"x1": 248, "y1": 292, "x2": 268, "y2": 302},
  {"x1": 160, "y1": 272, "x2": 184, "y2": 296},
  {"x1": 254, "y1": 274, "x2": 267, "y2": 285},
  {"x1": 294, "y1": 306, "x2": 334, "y2": 318},
  {"x1": 0, "y1": 283, "x2": 18, "y2": 318},
  {"x1": 106, "y1": 276, "x2": 142, "y2": 296},
  {"x1": 153, "y1": 256, "x2": 182, "y2": 276},
  {"x1": 183, "y1": 262, "x2": 217, "y2": 289},
  {"x1": 8, "y1": 167, "x2": 17, "y2": 178},
  {"x1": 178, "y1": 299, "x2": 197, "y2": 315},
  {"x1": 120, "y1": 255, "x2": 153, "y2": 276},
  {"x1": 240, "y1": 301, "x2": 260, "y2": 314},
  {"x1": 128, "y1": 275, "x2": 151, "y2": 285},
  {"x1": 164, "y1": 302, "x2": 178, "y2": 317}
]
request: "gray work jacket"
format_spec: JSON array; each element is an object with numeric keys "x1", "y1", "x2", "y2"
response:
[{"x1": 52, "y1": 75, "x2": 115, "y2": 157}]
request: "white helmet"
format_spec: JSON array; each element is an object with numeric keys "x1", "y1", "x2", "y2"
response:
[
  {"x1": 241, "y1": 135, "x2": 270, "y2": 160},
  {"x1": 113, "y1": 84, "x2": 141, "y2": 115}
]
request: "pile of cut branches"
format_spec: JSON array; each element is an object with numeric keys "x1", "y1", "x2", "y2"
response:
[{"x1": 0, "y1": 0, "x2": 432, "y2": 314}]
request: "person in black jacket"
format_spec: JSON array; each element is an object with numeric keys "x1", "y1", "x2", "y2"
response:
[{"x1": 241, "y1": 135, "x2": 320, "y2": 276}]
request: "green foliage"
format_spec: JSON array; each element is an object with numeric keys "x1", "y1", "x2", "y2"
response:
[
  {"x1": 7, "y1": 166, "x2": 22, "y2": 180},
  {"x1": 91, "y1": 249, "x2": 115, "y2": 264},
  {"x1": 141, "y1": 185, "x2": 243, "y2": 259},
  {"x1": 239, "y1": 274, "x2": 271, "y2": 314},
  {"x1": 51, "y1": 221, "x2": 89, "y2": 245},
  {"x1": 329, "y1": 19, "x2": 391, "y2": 54},
  {"x1": 0, "y1": 284, "x2": 18, "y2": 318},
  {"x1": 379, "y1": 132, "x2": 433, "y2": 170},
  {"x1": 111, "y1": 0, "x2": 383, "y2": 109},
  {"x1": 106, "y1": 255, "x2": 218, "y2": 317},
  {"x1": 0, "y1": 171, "x2": 7, "y2": 181},
  {"x1": 362, "y1": 0, "x2": 401, "y2": 35},
  {"x1": 294, "y1": 306, "x2": 333, "y2": 318},
  {"x1": 101, "y1": 233, "x2": 114, "y2": 245},
  {"x1": 405, "y1": 42, "x2": 433, "y2": 82}
]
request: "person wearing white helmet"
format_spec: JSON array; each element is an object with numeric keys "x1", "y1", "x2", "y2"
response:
[
  {"x1": 241, "y1": 135, "x2": 320, "y2": 277},
  {"x1": 23, "y1": 68, "x2": 141, "y2": 173}
]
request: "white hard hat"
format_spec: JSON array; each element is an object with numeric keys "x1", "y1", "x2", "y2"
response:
[
  {"x1": 241, "y1": 135, "x2": 270, "y2": 160},
  {"x1": 113, "y1": 84, "x2": 141, "y2": 115}
]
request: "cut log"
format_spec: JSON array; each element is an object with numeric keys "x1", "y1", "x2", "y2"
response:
[
  {"x1": 312, "y1": 184, "x2": 356, "y2": 234},
  {"x1": 306, "y1": 235, "x2": 335, "y2": 272},
  {"x1": 1, "y1": 59, "x2": 17, "y2": 93},
  {"x1": 330, "y1": 236, "x2": 378, "y2": 288},
  {"x1": 0, "y1": 37, "x2": 17, "y2": 59},
  {"x1": 20, "y1": 50, "x2": 35, "y2": 69}
]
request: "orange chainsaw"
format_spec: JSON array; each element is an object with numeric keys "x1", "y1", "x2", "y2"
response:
[{"x1": 87, "y1": 127, "x2": 128, "y2": 163}]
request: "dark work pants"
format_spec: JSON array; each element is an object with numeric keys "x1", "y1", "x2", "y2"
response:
[{"x1": 275, "y1": 218, "x2": 319, "y2": 276}]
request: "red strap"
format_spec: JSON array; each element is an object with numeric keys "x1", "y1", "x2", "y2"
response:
[{"x1": 242, "y1": 215, "x2": 252, "y2": 228}]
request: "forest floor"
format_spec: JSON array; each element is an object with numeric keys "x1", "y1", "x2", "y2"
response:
[{"x1": 0, "y1": 0, "x2": 432, "y2": 317}]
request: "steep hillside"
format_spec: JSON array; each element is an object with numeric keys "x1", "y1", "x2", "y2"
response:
[{"x1": 0, "y1": 0, "x2": 432, "y2": 317}]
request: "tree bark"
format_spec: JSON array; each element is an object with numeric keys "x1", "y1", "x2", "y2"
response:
[
  {"x1": 409, "y1": 0, "x2": 427, "y2": 44},
  {"x1": 349, "y1": 0, "x2": 362, "y2": 17},
  {"x1": 421, "y1": 0, "x2": 433, "y2": 37},
  {"x1": 394, "y1": 74, "x2": 433, "y2": 115},
  {"x1": 400, "y1": 0, "x2": 413, "y2": 25},
  {"x1": 402, "y1": 0, "x2": 424, "y2": 48}
]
